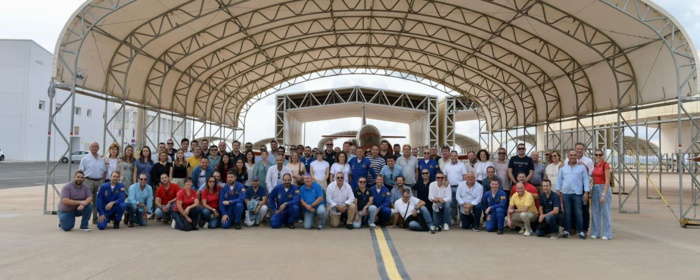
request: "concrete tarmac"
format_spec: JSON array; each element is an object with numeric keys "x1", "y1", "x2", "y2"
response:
[
  {"x1": 1, "y1": 172, "x2": 699, "y2": 279},
  {"x1": 0, "y1": 162, "x2": 78, "y2": 189}
]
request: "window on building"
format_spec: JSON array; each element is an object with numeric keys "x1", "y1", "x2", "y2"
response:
[
  {"x1": 39, "y1": 100, "x2": 45, "y2": 110},
  {"x1": 75, "y1": 107, "x2": 82, "y2": 116},
  {"x1": 87, "y1": 109, "x2": 92, "y2": 117}
]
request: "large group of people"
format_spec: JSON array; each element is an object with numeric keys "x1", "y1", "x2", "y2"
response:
[{"x1": 58, "y1": 139, "x2": 613, "y2": 241}]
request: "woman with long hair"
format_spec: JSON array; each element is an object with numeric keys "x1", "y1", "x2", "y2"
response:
[
  {"x1": 543, "y1": 151, "x2": 564, "y2": 188},
  {"x1": 217, "y1": 154, "x2": 233, "y2": 184},
  {"x1": 120, "y1": 145, "x2": 136, "y2": 187},
  {"x1": 234, "y1": 159, "x2": 248, "y2": 185},
  {"x1": 150, "y1": 151, "x2": 173, "y2": 186},
  {"x1": 172, "y1": 177, "x2": 201, "y2": 231},
  {"x1": 200, "y1": 176, "x2": 221, "y2": 229},
  {"x1": 172, "y1": 149, "x2": 189, "y2": 187},
  {"x1": 286, "y1": 152, "x2": 305, "y2": 186},
  {"x1": 133, "y1": 146, "x2": 154, "y2": 185},
  {"x1": 591, "y1": 149, "x2": 613, "y2": 240},
  {"x1": 252, "y1": 151, "x2": 272, "y2": 189},
  {"x1": 104, "y1": 143, "x2": 121, "y2": 182},
  {"x1": 244, "y1": 150, "x2": 256, "y2": 186}
]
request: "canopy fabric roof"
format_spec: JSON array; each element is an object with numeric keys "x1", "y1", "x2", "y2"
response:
[{"x1": 53, "y1": 0, "x2": 698, "y2": 130}]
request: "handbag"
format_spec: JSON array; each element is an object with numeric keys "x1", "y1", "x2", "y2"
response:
[{"x1": 400, "y1": 200, "x2": 427, "y2": 229}]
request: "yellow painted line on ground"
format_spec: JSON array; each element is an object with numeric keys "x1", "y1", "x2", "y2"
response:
[{"x1": 373, "y1": 228, "x2": 402, "y2": 280}]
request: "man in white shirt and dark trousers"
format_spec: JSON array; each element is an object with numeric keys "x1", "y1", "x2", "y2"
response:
[{"x1": 443, "y1": 151, "x2": 467, "y2": 225}]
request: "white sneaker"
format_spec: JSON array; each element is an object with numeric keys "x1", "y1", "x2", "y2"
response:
[
  {"x1": 518, "y1": 228, "x2": 525, "y2": 234},
  {"x1": 369, "y1": 223, "x2": 376, "y2": 229},
  {"x1": 202, "y1": 222, "x2": 208, "y2": 229},
  {"x1": 602, "y1": 236, "x2": 610, "y2": 240},
  {"x1": 551, "y1": 233, "x2": 560, "y2": 240},
  {"x1": 523, "y1": 230, "x2": 531, "y2": 236},
  {"x1": 80, "y1": 227, "x2": 91, "y2": 232},
  {"x1": 171, "y1": 220, "x2": 176, "y2": 229},
  {"x1": 429, "y1": 226, "x2": 436, "y2": 234},
  {"x1": 591, "y1": 235, "x2": 598, "y2": 239},
  {"x1": 443, "y1": 223, "x2": 449, "y2": 231}
]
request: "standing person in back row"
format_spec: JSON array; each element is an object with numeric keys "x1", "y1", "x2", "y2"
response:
[
  {"x1": 575, "y1": 142, "x2": 594, "y2": 235},
  {"x1": 349, "y1": 147, "x2": 375, "y2": 190},
  {"x1": 396, "y1": 145, "x2": 417, "y2": 188},
  {"x1": 557, "y1": 149, "x2": 590, "y2": 239},
  {"x1": 80, "y1": 141, "x2": 107, "y2": 225},
  {"x1": 508, "y1": 143, "x2": 534, "y2": 187},
  {"x1": 493, "y1": 147, "x2": 511, "y2": 196}
]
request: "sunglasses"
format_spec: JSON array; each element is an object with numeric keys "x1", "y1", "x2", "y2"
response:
[
  {"x1": 422, "y1": 172, "x2": 429, "y2": 175},
  {"x1": 358, "y1": 181, "x2": 366, "y2": 183},
  {"x1": 167, "y1": 143, "x2": 174, "y2": 145},
  {"x1": 139, "y1": 178, "x2": 147, "y2": 181},
  {"x1": 436, "y1": 177, "x2": 444, "y2": 179},
  {"x1": 326, "y1": 144, "x2": 333, "y2": 146},
  {"x1": 595, "y1": 153, "x2": 603, "y2": 156},
  {"x1": 498, "y1": 152, "x2": 506, "y2": 154},
  {"x1": 518, "y1": 148, "x2": 525, "y2": 150},
  {"x1": 337, "y1": 177, "x2": 344, "y2": 180}
]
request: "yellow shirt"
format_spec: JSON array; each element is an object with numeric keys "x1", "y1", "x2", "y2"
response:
[
  {"x1": 186, "y1": 156, "x2": 201, "y2": 170},
  {"x1": 509, "y1": 191, "x2": 537, "y2": 214}
]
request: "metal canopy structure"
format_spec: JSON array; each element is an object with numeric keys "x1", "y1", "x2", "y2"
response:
[{"x1": 49, "y1": 0, "x2": 699, "y2": 226}]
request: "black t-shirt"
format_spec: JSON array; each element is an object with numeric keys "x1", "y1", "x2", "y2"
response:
[
  {"x1": 354, "y1": 187, "x2": 372, "y2": 210},
  {"x1": 172, "y1": 162, "x2": 189, "y2": 178},
  {"x1": 151, "y1": 162, "x2": 173, "y2": 185},
  {"x1": 540, "y1": 191, "x2": 561, "y2": 214},
  {"x1": 508, "y1": 155, "x2": 534, "y2": 181}
]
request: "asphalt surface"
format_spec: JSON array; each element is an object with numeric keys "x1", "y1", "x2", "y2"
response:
[{"x1": 0, "y1": 162, "x2": 79, "y2": 189}]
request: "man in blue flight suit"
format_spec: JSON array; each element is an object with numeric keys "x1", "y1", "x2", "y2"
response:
[
  {"x1": 96, "y1": 171, "x2": 127, "y2": 230},
  {"x1": 371, "y1": 174, "x2": 393, "y2": 226},
  {"x1": 269, "y1": 173, "x2": 300, "y2": 229},
  {"x1": 482, "y1": 179, "x2": 507, "y2": 234},
  {"x1": 349, "y1": 148, "x2": 376, "y2": 190},
  {"x1": 220, "y1": 172, "x2": 246, "y2": 230}
]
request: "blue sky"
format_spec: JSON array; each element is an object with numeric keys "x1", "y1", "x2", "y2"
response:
[{"x1": 0, "y1": 0, "x2": 696, "y2": 147}]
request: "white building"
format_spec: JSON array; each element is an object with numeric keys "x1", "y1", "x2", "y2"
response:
[{"x1": 0, "y1": 39, "x2": 191, "y2": 161}]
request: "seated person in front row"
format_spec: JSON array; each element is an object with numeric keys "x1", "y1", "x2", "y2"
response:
[
  {"x1": 57, "y1": 171, "x2": 93, "y2": 232},
  {"x1": 456, "y1": 171, "x2": 483, "y2": 231},
  {"x1": 154, "y1": 173, "x2": 179, "y2": 224},
  {"x1": 299, "y1": 173, "x2": 327, "y2": 230},
  {"x1": 390, "y1": 188, "x2": 437, "y2": 233},
  {"x1": 269, "y1": 174, "x2": 300, "y2": 229},
  {"x1": 507, "y1": 183, "x2": 538, "y2": 236},
  {"x1": 126, "y1": 173, "x2": 153, "y2": 227},
  {"x1": 353, "y1": 176, "x2": 377, "y2": 229},
  {"x1": 96, "y1": 171, "x2": 126, "y2": 230},
  {"x1": 200, "y1": 176, "x2": 222, "y2": 229},
  {"x1": 371, "y1": 175, "x2": 393, "y2": 226},
  {"x1": 482, "y1": 179, "x2": 507, "y2": 234},
  {"x1": 172, "y1": 177, "x2": 202, "y2": 231},
  {"x1": 327, "y1": 172, "x2": 357, "y2": 229},
  {"x1": 244, "y1": 176, "x2": 268, "y2": 227},
  {"x1": 428, "y1": 171, "x2": 452, "y2": 231},
  {"x1": 536, "y1": 179, "x2": 563, "y2": 239},
  {"x1": 220, "y1": 173, "x2": 245, "y2": 230}
]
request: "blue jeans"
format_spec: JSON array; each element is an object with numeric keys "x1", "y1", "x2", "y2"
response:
[
  {"x1": 460, "y1": 203, "x2": 482, "y2": 229},
  {"x1": 484, "y1": 207, "x2": 505, "y2": 232},
  {"x1": 58, "y1": 204, "x2": 93, "y2": 231},
  {"x1": 450, "y1": 186, "x2": 458, "y2": 223},
  {"x1": 201, "y1": 208, "x2": 221, "y2": 228},
  {"x1": 591, "y1": 184, "x2": 613, "y2": 238},
  {"x1": 408, "y1": 206, "x2": 434, "y2": 231},
  {"x1": 303, "y1": 204, "x2": 328, "y2": 229},
  {"x1": 155, "y1": 204, "x2": 175, "y2": 220},
  {"x1": 353, "y1": 205, "x2": 377, "y2": 228},
  {"x1": 125, "y1": 204, "x2": 148, "y2": 226},
  {"x1": 97, "y1": 202, "x2": 126, "y2": 230},
  {"x1": 536, "y1": 214, "x2": 561, "y2": 236},
  {"x1": 563, "y1": 193, "x2": 584, "y2": 233},
  {"x1": 172, "y1": 207, "x2": 202, "y2": 231},
  {"x1": 432, "y1": 202, "x2": 451, "y2": 226}
]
